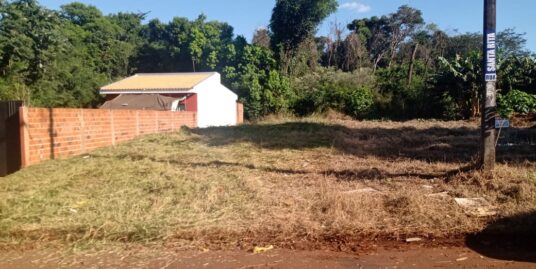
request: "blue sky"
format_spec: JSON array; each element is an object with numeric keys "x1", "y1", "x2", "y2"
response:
[{"x1": 40, "y1": 0, "x2": 535, "y2": 52}]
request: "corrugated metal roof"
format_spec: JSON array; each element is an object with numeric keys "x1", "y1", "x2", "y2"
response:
[{"x1": 100, "y1": 72, "x2": 215, "y2": 92}]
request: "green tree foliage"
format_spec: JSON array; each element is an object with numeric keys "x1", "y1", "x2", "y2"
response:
[
  {"x1": 443, "y1": 32, "x2": 481, "y2": 59},
  {"x1": 292, "y1": 68, "x2": 374, "y2": 118},
  {"x1": 60, "y1": 2, "x2": 101, "y2": 25},
  {"x1": 0, "y1": 0, "x2": 62, "y2": 94},
  {"x1": 321, "y1": 24, "x2": 368, "y2": 72},
  {"x1": 498, "y1": 89, "x2": 536, "y2": 117},
  {"x1": 228, "y1": 45, "x2": 294, "y2": 119},
  {"x1": 134, "y1": 15, "x2": 239, "y2": 73},
  {"x1": 375, "y1": 62, "x2": 431, "y2": 119},
  {"x1": 1, "y1": 1, "x2": 535, "y2": 121},
  {"x1": 348, "y1": 5, "x2": 424, "y2": 71},
  {"x1": 497, "y1": 28, "x2": 531, "y2": 58},
  {"x1": 499, "y1": 56, "x2": 536, "y2": 94},
  {"x1": 269, "y1": 0, "x2": 337, "y2": 73},
  {"x1": 0, "y1": 0, "x2": 141, "y2": 107},
  {"x1": 434, "y1": 53, "x2": 482, "y2": 119},
  {"x1": 348, "y1": 16, "x2": 391, "y2": 71},
  {"x1": 252, "y1": 28, "x2": 271, "y2": 49}
]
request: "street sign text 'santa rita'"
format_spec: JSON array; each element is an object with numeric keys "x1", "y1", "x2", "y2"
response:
[{"x1": 485, "y1": 32, "x2": 497, "y2": 82}]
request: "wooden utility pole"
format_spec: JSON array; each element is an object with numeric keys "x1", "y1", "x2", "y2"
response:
[{"x1": 481, "y1": 0, "x2": 497, "y2": 171}]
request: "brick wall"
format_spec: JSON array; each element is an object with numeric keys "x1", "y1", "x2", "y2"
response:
[
  {"x1": 237, "y1": 102, "x2": 244, "y2": 125},
  {"x1": 19, "y1": 107, "x2": 197, "y2": 167}
]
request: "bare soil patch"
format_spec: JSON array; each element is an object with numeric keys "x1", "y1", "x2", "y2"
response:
[{"x1": 1, "y1": 247, "x2": 535, "y2": 269}]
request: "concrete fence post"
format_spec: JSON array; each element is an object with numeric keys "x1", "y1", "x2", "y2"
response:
[
  {"x1": 155, "y1": 111, "x2": 159, "y2": 133},
  {"x1": 136, "y1": 111, "x2": 140, "y2": 136},
  {"x1": 110, "y1": 110, "x2": 116, "y2": 146},
  {"x1": 80, "y1": 109, "x2": 86, "y2": 154},
  {"x1": 171, "y1": 112, "x2": 175, "y2": 132}
]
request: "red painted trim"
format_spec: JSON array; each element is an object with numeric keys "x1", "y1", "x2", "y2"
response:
[{"x1": 184, "y1": 94, "x2": 198, "y2": 112}]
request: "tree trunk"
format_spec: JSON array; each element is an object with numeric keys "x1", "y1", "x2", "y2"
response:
[
  {"x1": 407, "y1": 43, "x2": 419, "y2": 85},
  {"x1": 388, "y1": 50, "x2": 394, "y2": 68},
  {"x1": 388, "y1": 39, "x2": 400, "y2": 68},
  {"x1": 373, "y1": 51, "x2": 386, "y2": 74},
  {"x1": 373, "y1": 57, "x2": 380, "y2": 73},
  {"x1": 423, "y1": 53, "x2": 431, "y2": 76}
]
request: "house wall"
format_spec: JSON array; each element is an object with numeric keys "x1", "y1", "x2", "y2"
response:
[
  {"x1": 19, "y1": 107, "x2": 196, "y2": 167},
  {"x1": 195, "y1": 74, "x2": 238, "y2": 128}
]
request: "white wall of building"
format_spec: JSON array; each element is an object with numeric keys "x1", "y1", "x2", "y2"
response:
[{"x1": 193, "y1": 73, "x2": 238, "y2": 128}]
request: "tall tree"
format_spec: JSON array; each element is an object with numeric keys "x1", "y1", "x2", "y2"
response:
[
  {"x1": 269, "y1": 0, "x2": 337, "y2": 73},
  {"x1": 252, "y1": 28, "x2": 271, "y2": 49},
  {"x1": 347, "y1": 16, "x2": 391, "y2": 72},
  {"x1": 342, "y1": 33, "x2": 367, "y2": 71},
  {"x1": 444, "y1": 32, "x2": 481, "y2": 59},
  {"x1": 407, "y1": 30, "x2": 430, "y2": 84},
  {"x1": 348, "y1": 6, "x2": 424, "y2": 71},
  {"x1": 60, "y1": 2, "x2": 102, "y2": 26},
  {"x1": 134, "y1": 15, "x2": 239, "y2": 73},
  {"x1": 0, "y1": 0, "x2": 63, "y2": 103},
  {"x1": 497, "y1": 28, "x2": 530, "y2": 58},
  {"x1": 386, "y1": 5, "x2": 424, "y2": 67}
]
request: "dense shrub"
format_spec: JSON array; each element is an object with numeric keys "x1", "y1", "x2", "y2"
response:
[
  {"x1": 432, "y1": 53, "x2": 482, "y2": 120},
  {"x1": 499, "y1": 56, "x2": 536, "y2": 94},
  {"x1": 226, "y1": 45, "x2": 295, "y2": 119},
  {"x1": 344, "y1": 87, "x2": 374, "y2": 118},
  {"x1": 292, "y1": 68, "x2": 375, "y2": 118},
  {"x1": 498, "y1": 89, "x2": 536, "y2": 117},
  {"x1": 374, "y1": 63, "x2": 439, "y2": 119}
]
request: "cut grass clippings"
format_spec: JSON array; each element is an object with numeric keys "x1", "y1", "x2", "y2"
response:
[{"x1": 0, "y1": 117, "x2": 535, "y2": 251}]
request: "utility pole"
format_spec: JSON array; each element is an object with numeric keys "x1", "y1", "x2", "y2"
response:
[{"x1": 481, "y1": 0, "x2": 497, "y2": 172}]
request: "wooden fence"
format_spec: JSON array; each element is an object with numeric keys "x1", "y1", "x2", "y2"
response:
[{"x1": 0, "y1": 101, "x2": 23, "y2": 176}]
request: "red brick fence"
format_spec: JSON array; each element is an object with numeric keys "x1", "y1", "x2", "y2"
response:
[{"x1": 19, "y1": 107, "x2": 197, "y2": 167}]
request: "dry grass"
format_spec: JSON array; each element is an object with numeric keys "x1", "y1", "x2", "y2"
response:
[{"x1": 0, "y1": 117, "x2": 535, "y2": 250}]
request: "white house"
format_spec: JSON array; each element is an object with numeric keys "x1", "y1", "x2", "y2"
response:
[{"x1": 100, "y1": 72, "x2": 242, "y2": 128}]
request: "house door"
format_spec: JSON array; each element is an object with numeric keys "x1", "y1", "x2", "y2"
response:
[{"x1": 0, "y1": 101, "x2": 23, "y2": 176}]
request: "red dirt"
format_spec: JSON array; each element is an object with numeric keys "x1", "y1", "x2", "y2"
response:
[{"x1": 1, "y1": 246, "x2": 534, "y2": 269}]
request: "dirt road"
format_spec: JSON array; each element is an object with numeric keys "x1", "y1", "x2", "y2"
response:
[{"x1": 1, "y1": 246, "x2": 535, "y2": 269}]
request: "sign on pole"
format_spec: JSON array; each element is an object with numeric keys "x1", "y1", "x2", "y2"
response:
[
  {"x1": 485, "y1": 32, "x2": 497, "y2": 82},
  {"x1": 495, "y1": 118, "x2": 510, "y2": 129},
  {"x1": 481, "y1": 0, "x2": 497, "y2": 171}
]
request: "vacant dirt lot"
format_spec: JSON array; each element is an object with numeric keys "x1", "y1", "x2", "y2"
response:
[{"x1": 0, "y1": 118, "x2": 535, "y2": 253}]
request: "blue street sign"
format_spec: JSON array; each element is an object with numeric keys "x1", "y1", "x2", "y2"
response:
[{"x1": 485, "y1": 31, "x2": 497, "y2": 82}]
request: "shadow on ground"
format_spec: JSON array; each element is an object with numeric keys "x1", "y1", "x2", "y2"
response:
[
  {"x1": 189, "y1": 122, "x2": 536, "y2": 163},
  {"x1": 466, "y1": 211, "x2": 536, "y2": 263}
]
